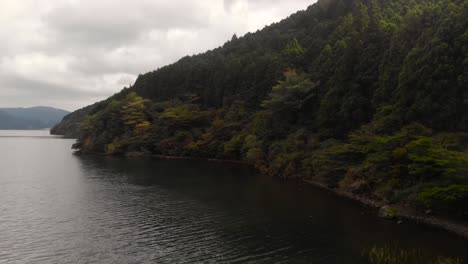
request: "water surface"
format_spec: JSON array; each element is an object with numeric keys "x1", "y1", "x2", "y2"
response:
[{"x1": 0, "y1": 130, "x2": 467, "y2": 263}]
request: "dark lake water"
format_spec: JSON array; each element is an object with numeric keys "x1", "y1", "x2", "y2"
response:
[{"x1": 0, "y1": 130, "x2": 467, "y2": 263}]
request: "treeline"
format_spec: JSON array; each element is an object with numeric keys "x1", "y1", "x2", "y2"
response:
[{"x1": 56, "y1": 0, "x2": 468, "y2": 218}]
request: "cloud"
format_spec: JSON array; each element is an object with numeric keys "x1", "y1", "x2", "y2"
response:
[{"x1": 0, "y1": 0, "x2": 314, "y2": 111}]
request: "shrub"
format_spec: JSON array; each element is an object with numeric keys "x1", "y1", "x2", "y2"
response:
[
  {"x1": 223, "y1": 134, "x2": 245, "y2": 159},
  {"x1": 417, "y1": 185, "x2": 468, "y2": 216},
  {"x1": 366, "y1": 245, "x2": 462, "y2": 264}
]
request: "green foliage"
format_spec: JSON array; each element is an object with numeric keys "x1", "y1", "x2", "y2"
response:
[
  {"x1": 366, "y1": 245, "x2": 462, "y2": 264},
  {"x1": 306, "y1": 141, "x2": 363, "y2": 187},
  {"x1": 261, "y1": 73, "x2": 316, "y2": 114},
  {"x1": 356, "y1": 2, "x2": 370, "y2": 32},
  {"x1": 342, "y1": 124, "x2": 468, "y2": 201},
  {"x1": 252, "y1": 112, "x2": 270, "y2": 139},
  {"x1": 159, "y1": 105, "x2": 210, "y2": 128},
  {"x1": 284, "y1": 38, "x2": 304, "y2": 57},
  {"x1": 74, "y1": 92, "x2": 153, "y2": 154},
  {"x1": 121, "y1": 92, "x2": 146, "y2": 126},
  {"x1": 243, "y1": 134, "x2": 264, "y2": 164},
  {"x1": 283, "y1": 38, "x2": 305, "y2": 67},
  {"x1": 266, "y1": 129, "x2": 309, "y2": 179},
  {"x1": 417, "y1": 185, "x2": 468, "y2": 216},
  {"x1": 224, "y1": 135, "x2": 245, "y2": 159},
  {"x1": 406, "y1": 137, "x2": 466, "y2": 182},
  {"x1": 361, "y1": 127, "x2": 466, "y2": 184}
]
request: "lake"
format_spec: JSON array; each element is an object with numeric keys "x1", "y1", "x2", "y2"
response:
[{"x1": 0, "y1": 130, "x2": 467, "y2": 263}]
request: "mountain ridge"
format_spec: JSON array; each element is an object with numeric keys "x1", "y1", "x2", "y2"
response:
[{"x1": 0, "y1": 106, "x2": 69, "y2": 130}]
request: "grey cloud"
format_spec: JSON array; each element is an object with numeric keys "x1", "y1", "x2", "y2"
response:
[
  {"x1": 0, "y1": 76, "x2": 109, "y2": 111},
  {"x1": 0, "y1": 75, "x2": 109, "y2": 98},
  {"x1": 44, "y1": 1, "x2": 211, "y2": 48}
]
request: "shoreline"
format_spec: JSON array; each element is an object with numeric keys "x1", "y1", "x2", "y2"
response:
[
  {"x1": 304, "y1": 179, "x2": 468, "y2": 240},
  {"x1": 76, "y1": 151, "x2": 468, "y2": 240},
  {"x1": 149, "y1": 154, "x2": 251, "y2": 166},
  {"x1": 75, "y1": 150, "x2": 251, "y2": 165}
]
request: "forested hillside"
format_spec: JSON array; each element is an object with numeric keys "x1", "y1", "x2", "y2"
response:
[{"x1": 54, "y1": 0, "x2": 468, "y2": 218}]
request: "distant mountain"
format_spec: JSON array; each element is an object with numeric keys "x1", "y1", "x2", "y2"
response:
[{"x1": 0, "y1": 107, "x2": 70, "y2": 130}]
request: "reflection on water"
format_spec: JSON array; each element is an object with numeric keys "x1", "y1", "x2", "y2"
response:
[{"x1": 0, "y1": 130, "x2": 467, "y2": 263}]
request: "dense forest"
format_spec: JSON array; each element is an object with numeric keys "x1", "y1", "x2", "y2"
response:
[{"x1": 53, "y1": 0, "x2": 468, "y2": 219}]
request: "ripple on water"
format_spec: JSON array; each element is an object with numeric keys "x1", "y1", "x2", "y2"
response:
[{"x1": 0, "y1": 132, "x2": 467, "y2": 263}]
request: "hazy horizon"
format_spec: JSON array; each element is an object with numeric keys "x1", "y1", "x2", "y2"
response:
[{"x1": 0, "y1": 0, "x2": 313, "y2": 112}]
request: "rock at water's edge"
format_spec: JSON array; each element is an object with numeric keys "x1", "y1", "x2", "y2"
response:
[{"x1": 379, "y1": 205, "x2": 397, "y2": 219}]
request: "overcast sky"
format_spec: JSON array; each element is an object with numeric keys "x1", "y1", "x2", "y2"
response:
[{"x1": 0, "y1": 0, "x2": 313, "y2": 111}]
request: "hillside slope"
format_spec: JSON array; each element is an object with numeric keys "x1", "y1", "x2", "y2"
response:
[
  {"x1": 51, "y1": 102, "x2": 108, "y2": 138},
  {"x1": 56, "y1": 0, "x2": 468, "y2": 218}
]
